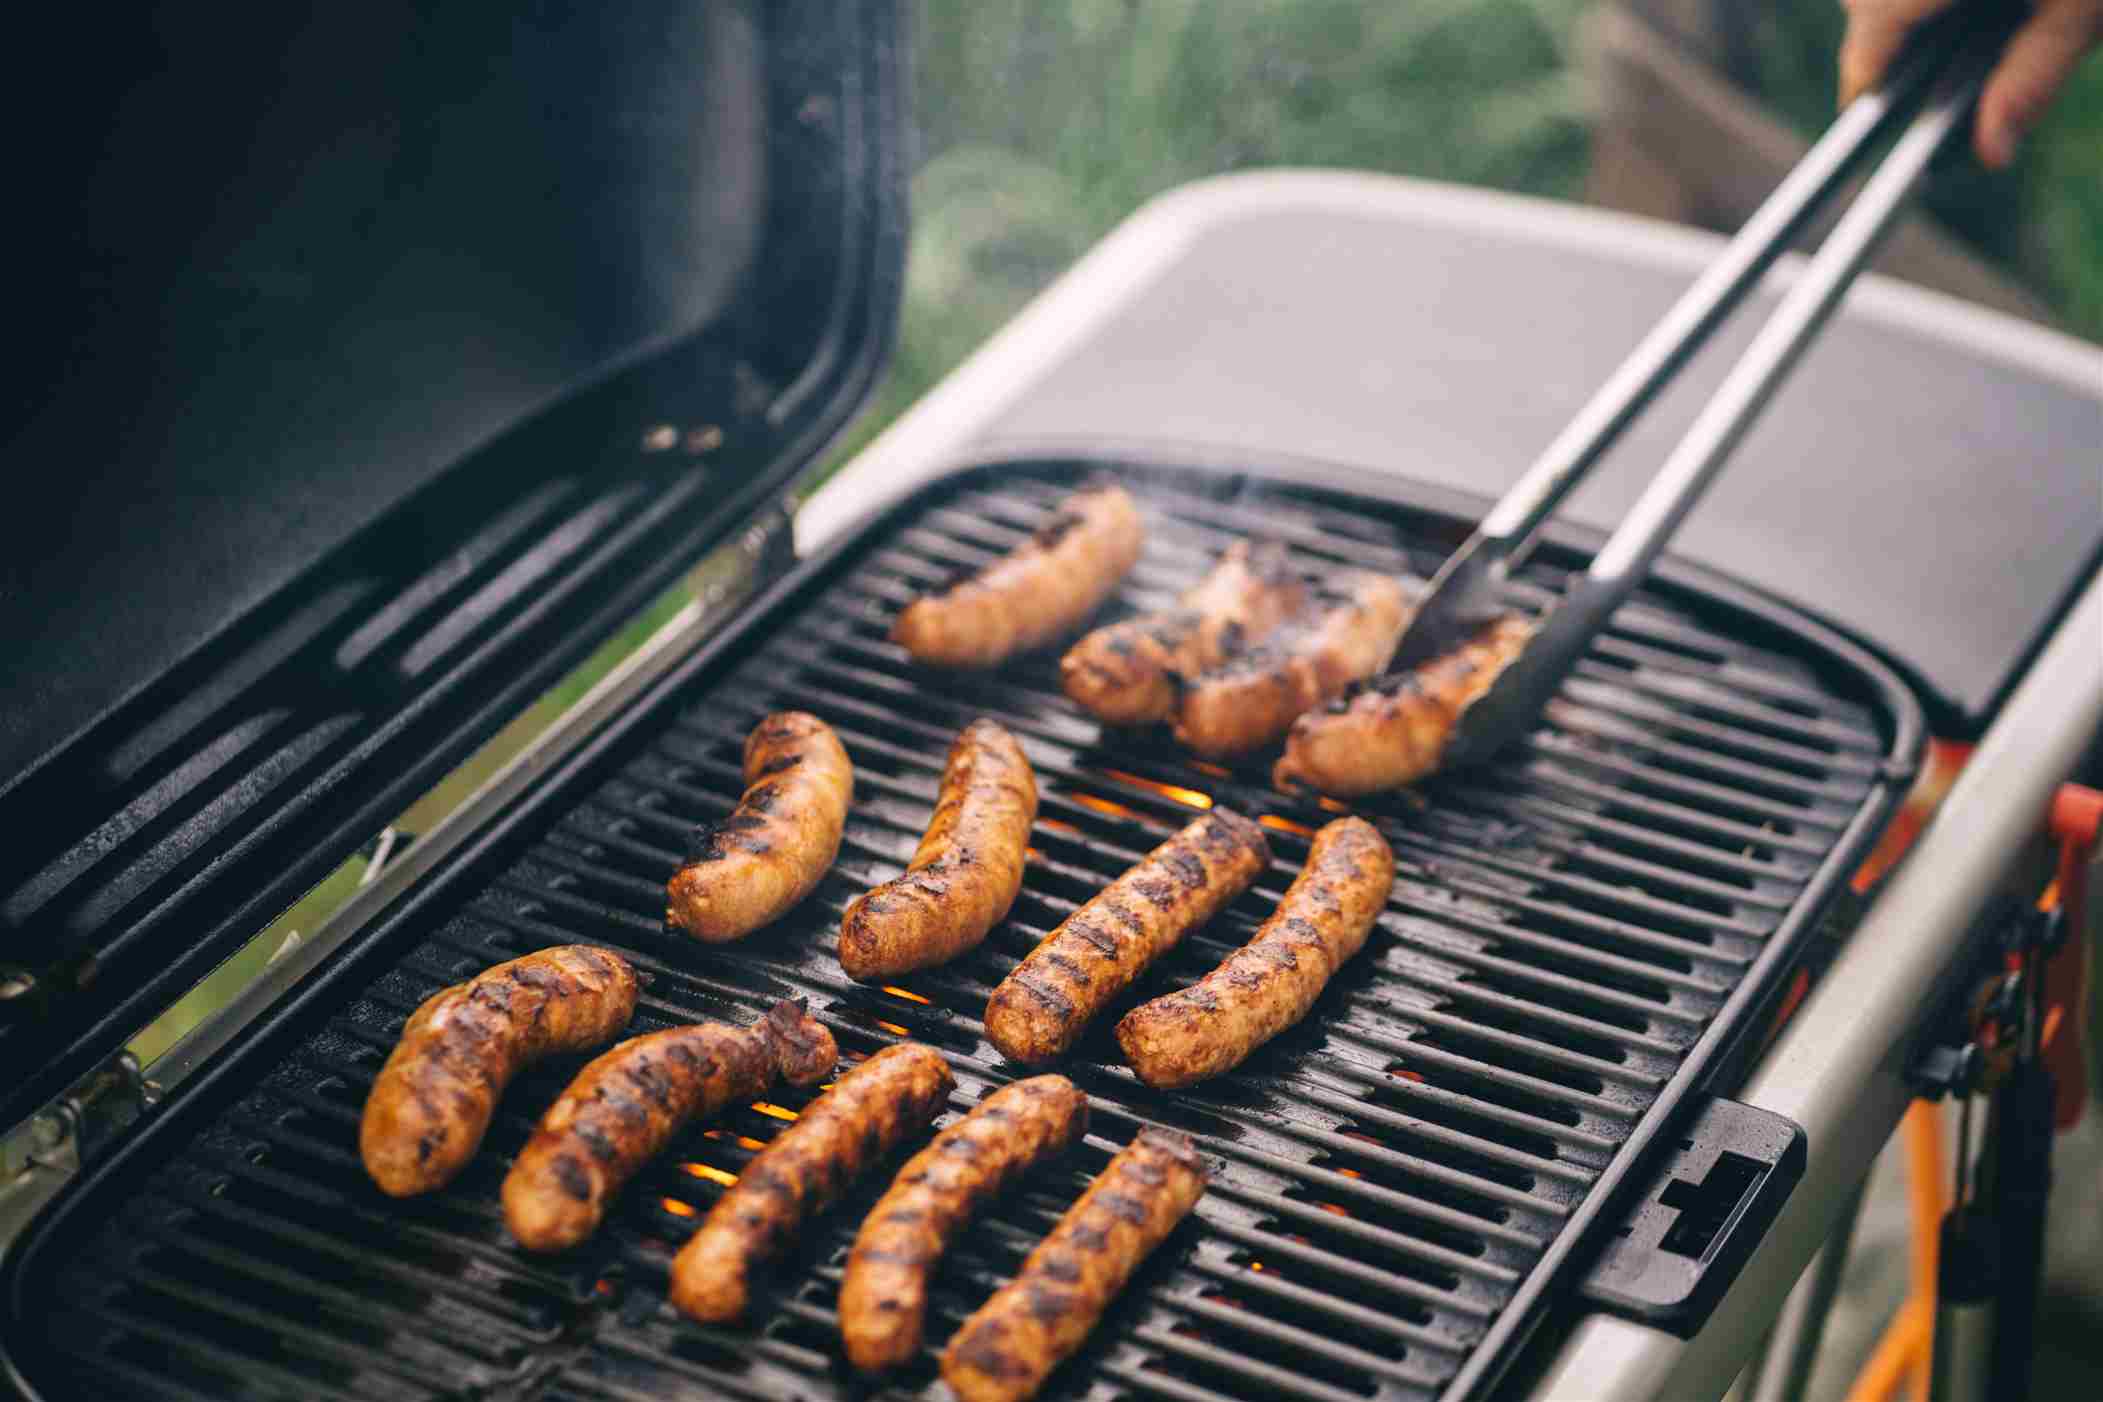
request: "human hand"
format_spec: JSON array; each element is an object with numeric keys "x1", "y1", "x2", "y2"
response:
[{"x1": 1838, "y1": 0, "x2": 2103, "y2": 167}]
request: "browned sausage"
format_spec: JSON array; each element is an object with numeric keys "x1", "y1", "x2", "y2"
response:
[
  {"x1": 840, "y1": 719, "x2": 1038, "y2": 981},
  {"x1": 1172, "y1": 571, "x2": 1413, "y2": 758},
  {"x1": 1116, "y1": 818, "x2": 1394, "y2": 1088},
  {"x1": 984, "y1": 810, "x2": 1270, "y2": 1065},
  {"x1": 359, "y1": 946, "x2": 637, "y2": 1198},
  {"x1": 1274, "y1": 614, "x2": 1533, "y2": 797},
  {"x1": 1059, "y1": 540, "x2": 1305, "y2": 726},
  {"x1": 501, "y1": 999, "x2": 837, "y2": 1252},
  {"x1": 666, "y1": 712, "x2": 853, "y2": 941},
  {"x1": 669, "y1": 1042, "x2": 955, "y2": 1323},
  {"x1": 840, "y1": 1075, "x2": 1089, "y2": 1372},
  {"x1": 942, "y1": 1128, "x2": 1209, "y2": 1402},
  {"x1": 892, "y1": 485, "x2": 1145, "y2": 668}
]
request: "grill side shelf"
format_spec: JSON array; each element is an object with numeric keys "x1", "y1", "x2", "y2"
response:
[{"x1": 0, "y1": 455, "x2": 1922, "y2": 1402}]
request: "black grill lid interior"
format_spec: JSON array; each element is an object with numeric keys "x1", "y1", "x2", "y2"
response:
[{"x1": 0, "y1": 0, "x2": 903, "y2": 1128}]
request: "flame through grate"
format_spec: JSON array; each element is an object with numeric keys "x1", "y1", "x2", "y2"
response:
[{"x1": 3, "y1": 460, "x2": 1909, "y2": 1402}]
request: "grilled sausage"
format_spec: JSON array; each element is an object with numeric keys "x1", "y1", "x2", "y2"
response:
[
  {"x1": 1274, "y1": 615, "x2": 1533, "y2": 797},
  {"x1": 1116, "y1": 818, "x2": 1394, "y2": 1088},
  {"x1": 1059, "y1": 540, "x2": 1305, "y2": 727},
  {"x1": 840, "y1": 719, "x2": 1037, "y2": 981},
  {"x1": 840, "y1": 1075, "x2": 1090, "y2": 1372},
  {"x1": 669, "y1": 1042, "x2": 955, "y2": 1323},
  {"x1": 892, "y1": 485, "x2": 1145, "y2": 668},
  {"x1": 942, "y1": 1128, "x2": 1209, "y2": 1402},
  {"x1": 359, "y1": 946, "x2": 638, "y2": 1198},
  {"x1": 984, "y1": 810, "x2": 1271, "y2": 1065},
  {"x1": 666, "y1": 712, "x2": 853, "y2": 941},
  {"x1": 1172, "y1": 570, "x2": 1413, "y2": 758},
  {"x1": 502, "y1": 999, "x2": 837, "y2": 1252}
]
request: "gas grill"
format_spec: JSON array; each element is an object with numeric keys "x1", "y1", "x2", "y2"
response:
[{"x1": 4, "y1": 5, "x2": 2100, "y2": 1402}]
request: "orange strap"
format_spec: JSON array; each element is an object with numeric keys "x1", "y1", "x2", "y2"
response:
[
  {"x1": 1839, "y1": 1102, "x2": 1947, "y2": 1402},
  {"x1": 2042, "y1": 785, "x2": 2100, "y2": 1128}
]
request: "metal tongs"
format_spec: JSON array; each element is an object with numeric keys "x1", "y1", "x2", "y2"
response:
[{"x1": 1390, "y1": 3, "x2": 2020, "y2": 772}]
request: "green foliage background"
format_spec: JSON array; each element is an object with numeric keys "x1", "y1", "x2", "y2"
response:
[{"x1": 833, "y1": 0, "x2": 2098, "y2": 470}]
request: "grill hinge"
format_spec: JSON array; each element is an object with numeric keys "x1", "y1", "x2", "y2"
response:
[
  {"x1": 0, "y1": 1051, "x2": 158, "y2": 1260},
  {"x1": 1, "y1": 1051, "x2": 157, "y2": 1182}
]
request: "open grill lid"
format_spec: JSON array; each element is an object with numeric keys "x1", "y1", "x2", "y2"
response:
[{"x1": 0, "y1": 0, "x2": 905, "y2": 1130}]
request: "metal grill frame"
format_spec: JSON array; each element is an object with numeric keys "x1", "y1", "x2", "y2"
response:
[{"x1": 0, "y1": 453, "x2": 1925, "y2": 1402}]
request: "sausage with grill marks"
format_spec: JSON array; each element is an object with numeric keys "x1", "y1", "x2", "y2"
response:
[
  {"x1": 891, "y1": 485, "x2": 1144, "y2": 668},
  {"x1": 1116, "y1": 818, "x2": 1394, "y2": 1088},
  {"x1": 1274, "y1": 615, "x2": 1533, "y2": 797},
  {"x1": 984, "y1": 810, "x2": 1271, "y2": 1065},
  {"x1": 359, "y1": 946, "x2": 638, "y2": 1197},
  {"x1": 1059, "y1": 540, "x2": 1304, "y2": 727},
  {"x1": 666, "y1": 711, "x2": 853, "y2": 941},
  {"x1": 669, "y1": 1042, "x2": 955, "y2": 1323},
  {"x1": 839, "y1": 719, "x2": 1037, "y2": 981},
  {"x1": 1172, "y1": 570, "x2": 1413, "y2": 758},
  {"x1": 941, "y1": 1128, "x2": 1209, "y2": 1402},
  {"x1": 502, "y1": 999, "x2": 837, "y2": 1252},
  {"x1": 840, "y1": 1075, "x2": 1089, "y2": 1372}
]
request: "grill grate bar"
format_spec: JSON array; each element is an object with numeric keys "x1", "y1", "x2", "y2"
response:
[
  {"x1": 115, "y1": 1262, "x2": 477, "y2": 1394},
  {"x1": 1509, "y1": 742, "x2": 1856, "y2": 831},
  {"x1": 1488, "y1": 764, "x2": 1833, "y2": 857},
  {"x1": 1198, "y1": 1218, "x2": 1497, "y2": 1320},
  {"x1": 1182, "y1": 1255, "x2": 1465, "y2": 1354},
  {"x1": 43, "y1": 1355, "x2": 237, "y2": 1402},
  {"x1": 69, "y1": 1302, "x2": 403, "y2": 1402},
  {"x1": 1130, "y1": 1325, "x2": 1390, "y2": 1402},
  {"x1": 1329, "y1": 1008, "x2": 1659, "y2": 1098},
  {"x1": 1550, "y1": 685, "x2": 1880, "y2": 776},
  {"x1": 1201, "y1": 1142, "x2": 1550, "y2": 1248},
  {"x1": 1540, "y1": 707, "x2": 1872, "y2": 807},
  {"x1": 1202, "y1": 1184, "x2": 1522, "y2": 1286},
  {"x1": 1381, "y1": 831, "x2": 1784, "y2": 934},
  {"x1": 135, "y1": 1214, "x2": 538, "y2": 1365}
]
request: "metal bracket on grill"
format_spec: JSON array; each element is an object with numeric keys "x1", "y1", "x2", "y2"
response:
[
  {"x1": 1580, "y1": 1096, "x2": 1807, "y2": 1337},
  {"x1": 0, "y1": 1051, "x2": 158, "y2": 1263},
  {"x1": 0, "y1": 1052, "x2": 156, "y2": 1181}
]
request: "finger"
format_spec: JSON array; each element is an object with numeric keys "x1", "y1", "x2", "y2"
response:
[
  {"x1": 1974, "y1": 0, "x2": 2103, "y2": 167},
  {"x1": 1837, "y1": 0, "x2": 1959, "y2": 106}
]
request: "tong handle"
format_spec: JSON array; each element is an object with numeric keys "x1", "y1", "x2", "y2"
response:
[
  {"x1": 1488, "y1": 0, "x2": 2021, "y2": 565},
  {"x1": 1473, "y1": 56, "x2": 1925, "y2": 555},
  {"x1": 1581, "y1": 40, "x2": 1996, "y2": 591},
  {"x1": 1388, "y1": 3, "x2": 2004, "y2": 674},
  {"x1": 1436, "y1": 14, "x2": 2010, "y2": 773}
]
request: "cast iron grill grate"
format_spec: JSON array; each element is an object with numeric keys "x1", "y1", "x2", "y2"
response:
[{"x1": 6, "y1": 461, "x2": 1905, "y2": 1402}]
